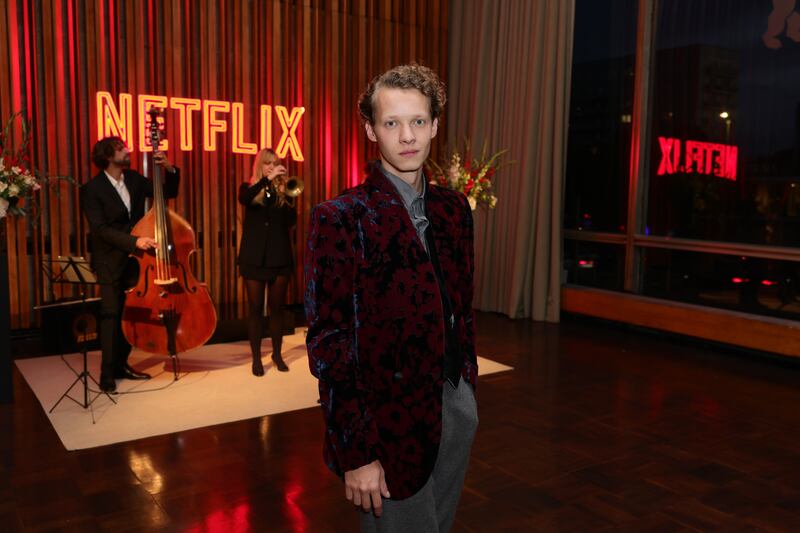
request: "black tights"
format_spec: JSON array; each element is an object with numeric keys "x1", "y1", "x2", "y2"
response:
[{"x1": 244, "y1": 275, "x2": 289, "y2": 361}]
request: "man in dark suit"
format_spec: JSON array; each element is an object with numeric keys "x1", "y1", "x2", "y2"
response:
[
  {"x1": 305, "y1": 64, "x2": 478, "y2": 532},
  {"x1": 80, "y1": 136, "x2": 179, "y2": 392}
]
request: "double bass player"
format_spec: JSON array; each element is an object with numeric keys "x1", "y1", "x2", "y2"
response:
[{"x1": 80, "y1": 137, "x2": 179, "y2": 393}]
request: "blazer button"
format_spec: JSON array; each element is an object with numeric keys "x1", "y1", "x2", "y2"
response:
[
  {"x1": 393, "y1": 371, "x2": 403, "y2": 381},
  {"x1": 264, "y1": 222, "x2": 269, "y2": 227}
]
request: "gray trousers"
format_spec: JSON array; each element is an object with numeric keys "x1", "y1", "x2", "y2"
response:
[{"x1": 361, "y1": 376, "x2": 478, "y2": 533}]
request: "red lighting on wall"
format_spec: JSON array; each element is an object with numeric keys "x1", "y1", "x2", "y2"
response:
[
  {"x1": 96, "y1": 91, "x2": 305, "y2": 160},
  {"x1": 657, "y1": 136, "x2": 738, "y2": 181}
]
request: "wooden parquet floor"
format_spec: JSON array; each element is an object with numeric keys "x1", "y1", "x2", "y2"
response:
[{"x1": 4, "y1": 312, "x2": 800, "y2": 532}]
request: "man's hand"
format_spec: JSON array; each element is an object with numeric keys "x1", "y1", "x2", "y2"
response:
[
  {"x1": 153, "y1": 151, "x2": 175, "y2": 173},
  {"x1": 135, "y1": 237, "x2": 157, "y2": 250},
  {"x1": 344, "y1": 460, "x2": 391, "y2": 516}
]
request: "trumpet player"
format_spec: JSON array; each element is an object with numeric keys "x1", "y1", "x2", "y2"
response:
[{"x1": 238, "y1": 148, "x2": 297, "y2": 376}]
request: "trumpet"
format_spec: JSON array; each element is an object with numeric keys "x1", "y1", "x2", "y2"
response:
[
  {"x1": 270, "y1": 175, "x2": 304, "y2": 207},
  {"x1": 274, "y1": 175, "x2": 305, "y2": 198}
]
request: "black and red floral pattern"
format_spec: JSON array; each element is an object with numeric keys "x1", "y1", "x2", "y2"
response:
[{"x1": 305, "y1": 163, "x2": 477, "y2": 500}]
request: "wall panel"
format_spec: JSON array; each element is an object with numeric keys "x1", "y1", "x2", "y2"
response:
[{"x1": 0, "y1": 0, "x2": 448, "y2": 327}]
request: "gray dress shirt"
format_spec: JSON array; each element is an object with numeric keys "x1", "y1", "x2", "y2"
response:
[{"x1": 381, "y1": 165, "x2": 429, "y2": 252}]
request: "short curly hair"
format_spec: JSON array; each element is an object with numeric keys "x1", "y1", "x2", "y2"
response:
[
  {"x1": 358, "y1": 63, "x2": 446, "y2": 124},
  {"x1": 91, "y1": 136, "x2": 126, "y2": 170}
]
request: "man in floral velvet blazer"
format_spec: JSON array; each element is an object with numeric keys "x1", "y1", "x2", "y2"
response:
[{"x1": 305, "y1": 64, "x2": 478, "y2": 532}]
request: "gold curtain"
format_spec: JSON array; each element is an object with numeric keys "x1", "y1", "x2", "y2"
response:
[{"x1": 0, "y1": 0, "x2": 448, "y2": 328}]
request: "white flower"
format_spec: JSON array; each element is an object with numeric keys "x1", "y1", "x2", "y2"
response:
[
  {"x1": 445, "y1": 164, "x2": 460, "y2": 188},
  {"x1": 0, "y1": 197, "x2": 8, "y2": 219},
  {"x1": 490, "y1": 195, "x2": 498, "y2": 208},
  {"x1": 468, "y1": 196, "x2": 477, "y2": 210},
  {"x1": 0, "y1": 161, "x2": 39, "y2": 205},
  {"x1": 0, "y1": 158, "x2": 5, "y2": 171}
]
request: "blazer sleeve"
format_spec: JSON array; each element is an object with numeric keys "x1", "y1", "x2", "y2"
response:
[
  {"x1": 304, "y1": 202, "x2": 379, "y2": 473},
  {"x1": 164, "y1": 167, "x2": 180, "y2": 198},
  {"x1": 143, "y1": 167, "x2": 180, "y2": 199},
  {"x1": 79, "y1": 183, "x2": 137, "y2": 253},
  {"x1": 238, "y1": 178, "x2": 274, "y2": 206}
]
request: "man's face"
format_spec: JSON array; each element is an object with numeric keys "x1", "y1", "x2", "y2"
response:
[
  {"x1": 111, "y1": 144, "x2": 131, "y2": 168},
  {"x1": 365, "y1": 87, "x2": 438, "y2": 182}
]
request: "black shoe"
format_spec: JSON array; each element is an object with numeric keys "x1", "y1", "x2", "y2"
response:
[
  {"x1": 272, "y1": 354, "x2": 289, "y2": 372},
  {"x1": 115, "y1": 364, "x2": 151, "y2": 380},
  {"x1": 100, "y1": 376, "x2": 117, "y2": 393},
  {"x1": 252, "y1": 359, "x2": 265, "y2": 377}
]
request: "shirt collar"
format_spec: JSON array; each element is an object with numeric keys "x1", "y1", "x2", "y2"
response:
[
  {"x1": 104, "y1": 170, "x2": 125, "y2": 187},
  {"x1": 379, "y1": 163, "x2": 426, "y2": 209}
]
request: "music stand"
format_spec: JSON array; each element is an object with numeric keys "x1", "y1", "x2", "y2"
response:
[{"x1": 40, "y1": 256, "x2": 116, "y2": 415}]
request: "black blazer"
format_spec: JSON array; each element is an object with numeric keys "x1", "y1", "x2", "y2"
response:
[
  {"x1": 237, "y1": 178, "x2": 297, "y2": 270},
  {"x1": 80, "y1": 168, "x2": 180, "y2": 283}
]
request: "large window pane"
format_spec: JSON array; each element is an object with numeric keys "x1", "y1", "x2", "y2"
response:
[
  {"x1": 564, "y1": 240, "x2": 625, "y2": 291},
  {"x1": 645, "y1": 1, "x2": 800, "y2": 246},
  {"x1": 564, "y1": 0, "x2": 638, "y2": 233},
  {"x1": 641, "y1": 247, "x2": 800, "y2": 320}
]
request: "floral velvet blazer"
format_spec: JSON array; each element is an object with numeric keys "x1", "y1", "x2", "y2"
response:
[{"x1": 304, "y1": 163, "x2": 478, "y2": 500}]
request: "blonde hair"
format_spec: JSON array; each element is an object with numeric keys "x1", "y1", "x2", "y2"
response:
[{"x1": 250, "y1": 148, "x2": 279, "y2": 182}]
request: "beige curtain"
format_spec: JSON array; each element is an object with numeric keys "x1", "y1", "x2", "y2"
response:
[{"x1": 447, "y1": 0, "x2": 574, "y2": 322}]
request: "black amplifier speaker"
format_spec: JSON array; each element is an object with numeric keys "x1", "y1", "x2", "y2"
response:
[{"x1": 39, "y1": 298, "x2": 101, "y2": 355}]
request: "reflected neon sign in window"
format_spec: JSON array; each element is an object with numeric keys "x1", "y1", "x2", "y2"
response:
[
  {"x1": 657, "y1": 136, "x2": 738, "y2": 181},
  {"x1": 95, "y1": 91, "x2": 305, "y2": 161}
]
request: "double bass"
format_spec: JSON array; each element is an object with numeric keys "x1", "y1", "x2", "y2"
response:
[{"x1": 122, "y1": 107, "x2": 217, "y2": 369}]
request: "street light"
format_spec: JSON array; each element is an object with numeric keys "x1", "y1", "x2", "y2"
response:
[{"x1": 720, "y1": 110, "x2": 731, "y2": 141}]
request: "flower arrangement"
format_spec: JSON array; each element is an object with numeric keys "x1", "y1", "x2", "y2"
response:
[
  {"x1": 0, "y1": 112, "x2": 40, "y2": 219},
  {"x1": 427, "y1": 140, "x2": 508, "y2": 210}
]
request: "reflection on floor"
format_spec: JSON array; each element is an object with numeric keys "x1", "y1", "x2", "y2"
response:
[{"x1": 4, "y1": 312, "x2": 800, "y2": 531}]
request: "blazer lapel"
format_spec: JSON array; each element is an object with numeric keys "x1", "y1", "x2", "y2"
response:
[
  {"x1": 95, "y1": 171, "x2": 131, "y2": 222},
  {"x1": 364, "y1": 165, "x2": 429, "y2": 257},
  {"x1": 124, "y1": 171, "x2": 143, "y2": 218}
]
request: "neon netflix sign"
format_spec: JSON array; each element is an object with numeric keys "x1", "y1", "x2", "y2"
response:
[
  {"x1": 95, "y1": 91, "x2": 305, "y2": 161},
  {"x1": 657, "y1": 136, "x2": 738, "y2": 181}
]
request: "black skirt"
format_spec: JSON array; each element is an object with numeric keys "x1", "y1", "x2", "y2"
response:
[{"x1": 239, "y1": 263, "x2": 292, "y2": 282}]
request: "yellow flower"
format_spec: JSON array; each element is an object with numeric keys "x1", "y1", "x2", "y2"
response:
[{"x1": 426, "y1": 139, "x2": 508, "y2": 210}]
